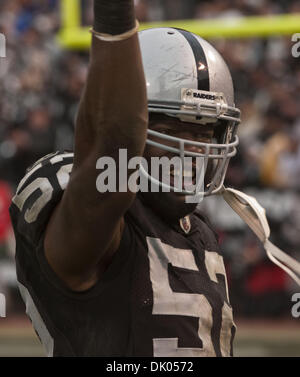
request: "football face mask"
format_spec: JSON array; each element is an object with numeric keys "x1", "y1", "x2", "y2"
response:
[{"x1": 138, "y1": 28, "x2": 241, "y2": 199}]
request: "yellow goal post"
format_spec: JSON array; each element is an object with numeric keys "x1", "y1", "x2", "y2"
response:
[{"x1": 58, "y1": 0, "x2": 300, "y2": 50}]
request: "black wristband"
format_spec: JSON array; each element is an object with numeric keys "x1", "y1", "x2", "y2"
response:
[{"x1": 93, "y1": 0, "x2": 136, "y2": 35}]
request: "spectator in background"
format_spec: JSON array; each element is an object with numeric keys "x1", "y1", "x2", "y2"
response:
[
  {"x1": 0, "y1": 181, "x2": 12, "y2": 250},
  {"x1": 259, "y1": 122, "x2": 300, "y2": 190}
]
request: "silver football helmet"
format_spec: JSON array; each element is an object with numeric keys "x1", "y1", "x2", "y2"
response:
[{"x1": 138, "y1": 28, "x2": 241, "y2": 198}]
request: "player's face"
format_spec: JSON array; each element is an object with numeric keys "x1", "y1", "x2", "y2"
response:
[{"x1": 141, "y1": 116, "x2": 215, "y2": 221}]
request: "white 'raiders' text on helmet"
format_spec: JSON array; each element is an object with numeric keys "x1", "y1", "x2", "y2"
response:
[{"x1": 138, "y1": 28, "x2": 241, "y2": 198}]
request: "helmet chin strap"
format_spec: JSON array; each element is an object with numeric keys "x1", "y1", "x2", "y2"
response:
[{"x1": 220, "y1": 186, "x2": 300, "y2": 286}]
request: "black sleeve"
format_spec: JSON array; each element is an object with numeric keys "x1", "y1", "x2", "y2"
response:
[
  {"x1": 9, "y1": 151, "x2": 74, "y2": 247},
  {"x1": 11, "y1": 152, "x2": 136, "y2": 356}
]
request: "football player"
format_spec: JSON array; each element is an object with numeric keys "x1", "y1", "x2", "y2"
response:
[{"x1": 10, "y1": 0, "x2": 300, "y2": 357}]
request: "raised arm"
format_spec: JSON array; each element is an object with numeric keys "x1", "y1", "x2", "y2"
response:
[{"x1": 44, "y1": 1, "x2": 148, "y2": 291}]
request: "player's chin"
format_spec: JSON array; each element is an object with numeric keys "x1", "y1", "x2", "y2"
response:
[
  {"x1": 140, "y1": 190, "x2": 198, "y2": 223},
  {"x1": 166, "y1": 191, "x2": 199, "y2": 217}
]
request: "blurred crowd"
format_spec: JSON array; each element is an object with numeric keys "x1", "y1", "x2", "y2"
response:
[{"x1": 0, "y1": 0, "x2": 300, "y2": 318}]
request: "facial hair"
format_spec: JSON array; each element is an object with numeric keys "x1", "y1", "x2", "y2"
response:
[{"x1": 139, "y1": 191, "x2": 198, "y2": 224}]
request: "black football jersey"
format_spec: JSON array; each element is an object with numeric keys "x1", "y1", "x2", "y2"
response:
[{"x1": 9, "y1": 151, "x2": 236, "y2": 357}]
